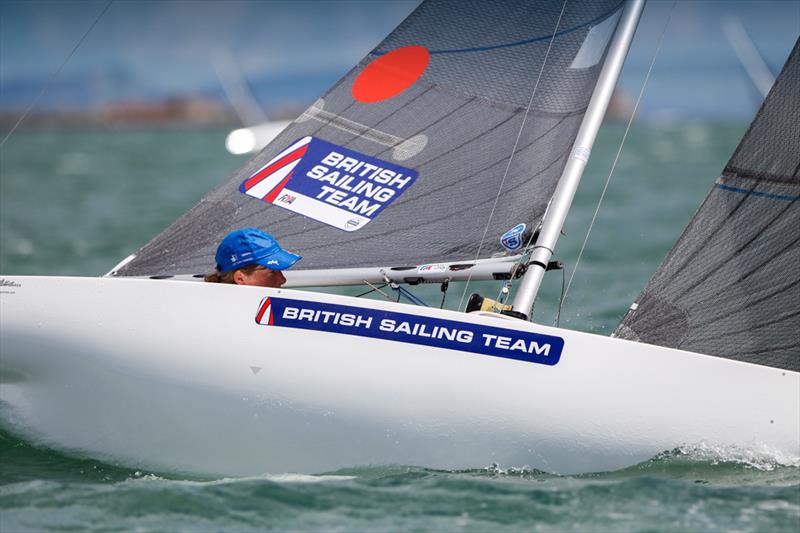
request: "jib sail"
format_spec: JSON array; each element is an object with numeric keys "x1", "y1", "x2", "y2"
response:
[{"x1": 615, "y1": 39, "x2": 800, "y2": 371}]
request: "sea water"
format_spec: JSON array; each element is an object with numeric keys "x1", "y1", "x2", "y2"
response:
[{"x1": 1, "y1": 123, "x2": 798, "y2": 531}]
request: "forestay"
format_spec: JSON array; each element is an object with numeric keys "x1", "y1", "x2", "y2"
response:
[
  {"x1": 116, "y1": 0, "x2": 625, "y2": 277},
  {"x1": 615, "y1": 39, "x2": 800, "y2": 371}
]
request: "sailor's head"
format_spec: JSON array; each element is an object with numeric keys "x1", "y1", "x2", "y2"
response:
[{"x1": 210, "y1": 228, "x2": 301, "y2": 287}]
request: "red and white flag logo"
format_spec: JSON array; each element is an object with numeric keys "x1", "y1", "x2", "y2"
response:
[
  {"x1": 255, "y1": 297, "x2": 274, "y2": 325},
  {"x1": 240, "y1": 137, "x2": 311, "y2": 203}
]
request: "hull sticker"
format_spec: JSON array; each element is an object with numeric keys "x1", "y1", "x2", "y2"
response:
[
  {"x1": 240, "y1": 136, "x2": 418, "y2": 231},
  {"x1": 0, "y1": 277, "x2": 21, "y2": 295},
  {"x1": 256, "y1": 297, "x2": 563, "y2": 366}
]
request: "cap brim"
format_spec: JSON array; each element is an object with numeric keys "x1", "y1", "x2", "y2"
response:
[{"x1": 254, "y1": 249, "x2": 301, "y2": 271}]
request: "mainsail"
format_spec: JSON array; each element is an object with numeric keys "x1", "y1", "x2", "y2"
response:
[
  {"x1": 616, "y1": 39, "x2": 800, "y2": 371},
  {"x1": 116, "y1": 0, "x2": 625, "y2": 277}
]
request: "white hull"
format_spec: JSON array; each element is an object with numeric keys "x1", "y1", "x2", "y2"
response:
[{"x1": 1, "y1": 276, "x2": 797, "y2": 476}]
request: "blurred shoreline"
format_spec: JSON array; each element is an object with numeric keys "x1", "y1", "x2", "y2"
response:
[
  {"x1": 2, "y1": 91, "x2": 639, "y2": 132},
  {"x1": 0, "y1": 96, "x2": 310, "y2": 130}
]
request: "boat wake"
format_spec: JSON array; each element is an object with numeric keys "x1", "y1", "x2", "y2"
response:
[
  {"x1": 411, "y1": 445, "x2": 800, "y2": 484},
  {"x1": 590, "y1": 445, "x2": 800, "y2": 486},
  {"x1": 2, "y1": 429, "x2": 798, "y2": 532},
  {"x1": 671, "y1": 442, "x2": 800, "y2": 470},
  {"x1": 2, "y1": 427, "x2": 797, "y2": 485}
]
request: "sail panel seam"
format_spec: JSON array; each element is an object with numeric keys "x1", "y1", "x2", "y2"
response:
[
  {"x1": 724, "y1": 168, "x2": 800, "y2": 185},
  {"x1": 373, "y1": 2, "x2": 625, "y2": 56},
  {"x1": 669, "y1": 195, "x2": 797, "y2": 301},
  {"x1": 688, "y1": 276, "x2": 800, "y2": 329},
  {"x1": 686, "y1": 308, "x2": 800, "y2": 345},
  {"x1": 716, "y1": 184, "x2": 800, "y2": 202}
]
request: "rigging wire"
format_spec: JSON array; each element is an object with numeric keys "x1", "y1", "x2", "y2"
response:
[
  {"x1": 457, "y1": 0, "x2": 569, "y2": 312},
  {"x1": 554, "y1": 264, "x2": 566, "y2": 327},
  {"x1": 0, "y1": 1, "x2": 114, "y2": 148},
  {"x1": 356, "y1": 282, "x2": 391, "y2": 299},
  {"x1": 562, "y1": 0, "x2": 677, "y2": 307}
]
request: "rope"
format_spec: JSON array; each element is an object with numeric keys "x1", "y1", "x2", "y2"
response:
[
  {"x1": 457, "y1": 0, "x2": 569, "y2": 312},
  {"x1": 562, "y1": 0, "x2": 677, "y2": 306},
  {"x1": 391, "y1": 284, "x2": 428, "y2": 307},
  {"x1": 0, "y1": 1, "x2": 114, "y2": 148},
  {"x1": 356, "y1": 282, "x2": 390, "y2": 299},
  {"x1": 439, "y1": 279, "x2": 450, "y2": 309}
]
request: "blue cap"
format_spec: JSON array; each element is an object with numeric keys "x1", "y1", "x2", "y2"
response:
[{"x1": 215, "y1": 228, "x2": 301, "y2": 273}]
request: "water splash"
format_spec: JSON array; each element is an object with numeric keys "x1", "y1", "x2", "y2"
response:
[{"x1": 674, "y1": 442, "x2": 800, "y2": 471}]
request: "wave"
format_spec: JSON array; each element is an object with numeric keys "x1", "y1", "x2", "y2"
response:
[
  {"x1": 2, "y1": 427, "x2": 797, "y2": 486},
  {"x1": 585, "y1": 445, "x2": 800, "y2": 486},
  {"x1": 2, "y1": 428, "x2": 798, "y2": 533}
]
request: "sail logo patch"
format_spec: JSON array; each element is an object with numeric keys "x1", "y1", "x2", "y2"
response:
[
  {"x1": 500, "y1": 223, "x2": 526, "y2": 252},
  {"x1": 240, "y1": 136, "x2": 418, "y2": 231},
  {"x1": 255, "y1": 297, "x2": 563, "y2": 366},
  {"x1": 418, "y1": 263, "x2": 446, "y2": 273}
]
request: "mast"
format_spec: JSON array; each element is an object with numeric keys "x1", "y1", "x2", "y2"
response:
[{"x1": 512, "y1": 0, "x2": 646, "y2": 318}]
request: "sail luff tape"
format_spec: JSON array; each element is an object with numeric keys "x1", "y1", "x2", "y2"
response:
[{"x1": 297, "y1": 99, "x2": 427, "y2": 161}]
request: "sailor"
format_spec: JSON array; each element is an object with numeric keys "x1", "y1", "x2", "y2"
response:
[{"x1": 204, "y1": 228, "x2": 301, "y2": 287}]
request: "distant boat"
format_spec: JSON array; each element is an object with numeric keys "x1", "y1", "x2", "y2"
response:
[{"x1": 1, "y1": 0, "x2": 797, "y2": 477}]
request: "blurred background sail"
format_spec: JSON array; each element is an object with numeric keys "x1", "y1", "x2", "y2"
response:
[
  {"x1": 212, "y1": 49, "x2": 291, "y2": 155},
  {"x1": 721, "y1": 15, "x2": 775, "y2": 101}
]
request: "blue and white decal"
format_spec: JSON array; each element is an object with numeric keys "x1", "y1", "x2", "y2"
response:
[
  {"x1": 240, "y1": 136, "x2": 418, "y2": 231},
  {"x1": 500, "y1": 223, "x2": 526, "y2": 252},
  {"x1": 255, "y1": 297, "x2": 563, "y2": 366}
]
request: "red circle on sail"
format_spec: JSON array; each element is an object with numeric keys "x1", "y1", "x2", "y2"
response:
[{"x1": 352, "y1": 45, "x2": 430, "y2": 103}]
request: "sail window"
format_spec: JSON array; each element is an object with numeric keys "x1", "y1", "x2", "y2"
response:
[{"x1": 570, "y1": 11, "x2": 621, "y2": 69}]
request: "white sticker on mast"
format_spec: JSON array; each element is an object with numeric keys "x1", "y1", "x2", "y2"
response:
[{"x1": 572, "y1": 146, "x2": 591, "y2": 162}]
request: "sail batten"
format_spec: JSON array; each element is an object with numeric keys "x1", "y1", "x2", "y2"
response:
[{"x1": 616, "y1": 39, "x2": 800, "y2": 372}]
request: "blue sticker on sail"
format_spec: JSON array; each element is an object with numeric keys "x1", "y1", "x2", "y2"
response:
[
  {"x1": 501, "y1": 223, "x2": 526, "y2": 252},
  {"x1": 255, "y1": 297, "x2": 563, "y2": 366},
  {"x1": 240, "y1": 136, "x2": 418, "y2": 231}
]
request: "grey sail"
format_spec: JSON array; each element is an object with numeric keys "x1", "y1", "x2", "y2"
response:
[
  {"x1": 116, "y1": 0, "x2": 624, "y2": 277},
  {"x1": 615, "y1": 39, "x2": 800, "y2": 371}
]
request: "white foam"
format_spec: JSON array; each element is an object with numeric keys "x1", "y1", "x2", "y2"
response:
[
  {"x1": 124, "y1": 472, "x2": 356, "y2": 486},
  {"x1": 676, "y1": 441, "x2": 800, "y2": 471}
]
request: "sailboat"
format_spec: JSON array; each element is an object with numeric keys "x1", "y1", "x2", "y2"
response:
[{"x1": 1, "y1": 0, "x2": 797, "y2": 477}]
